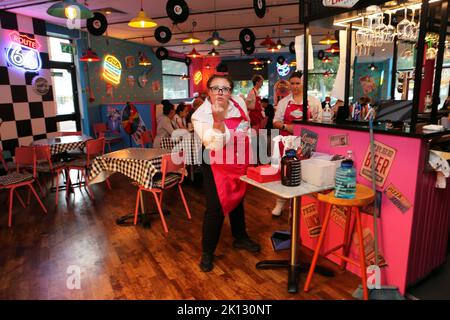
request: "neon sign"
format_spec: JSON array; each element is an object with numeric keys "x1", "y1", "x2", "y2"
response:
[
  {"x1": 194, "y1": 71, "x2": 202, "y2": 85},
  {"x1": 276, "y1": 62, "x2": 290, "y2": 77},
  {"x1": 6, "y1": 31, "x2": 42, "y2": 72},
  {"x1": 103, "y1": 55, "x2": 122, "y2": 85}
]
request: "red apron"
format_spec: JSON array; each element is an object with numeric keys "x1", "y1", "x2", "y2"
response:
[
  {"x1": 249, "y1": 88, "x2": 264, "y2": 128},
  {"x1": 210, "y1": 99, "x2": 251, "y2": 216}
]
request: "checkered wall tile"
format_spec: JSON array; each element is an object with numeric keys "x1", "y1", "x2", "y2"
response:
[{"x1": 0, "y1": 12, "x2": 59, "y2": 156}]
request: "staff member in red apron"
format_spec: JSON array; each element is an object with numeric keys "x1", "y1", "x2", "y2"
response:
[
  {"x1": 271, "y1": 71, "x2": 322, "y2": 216},
  {"x1": 191, "y1": 74, "x2": 260, "y2": 273},
  {"x1": 246, "y1": 75, "x2": 265, "y2": 128}
]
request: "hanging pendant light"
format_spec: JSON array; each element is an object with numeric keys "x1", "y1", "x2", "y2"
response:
[
  {"x1": 267, "y1": 44, "x2": 279, "y2": 53},
  {"x1": 208, "y1": 48, "x2": 219, "y2": 57},
  {"x1": 249, "y1": 58, "x2": 263, "y2": 66},
  {"x1": 260, "y1": 35, "x2": 276, "y2": 47},
  {"x1": 253, "y1": 65, "x2": 263, "y2": 71},
  {"x1": 80, "y1": 48, "x2": 100, "y2": 62},
  {"x1": 47, "y1": 0, "x2": 94, "y2": 19},
  {"x1": 322, "y1": 56, "x2": 332, "y2": 63},
  {"x1": 275, "y1": 18, "x2": 286, "y2": 50},
  {"x1": 128, "y1": 0, "x2": 157, "y2": 28},
  {"x1": 182, "y1": 21, "x2": 201, "y2": 44},
  {"x1": 187, "y1": 47, "x2": 202, "y2": 58},
  {"x1": 138, "y1": 52, "x2": 151, "y2": 66},
  {"x1": 180, "y1": 74, "x2": 190, "y2": 80},
  {"x1": 206, "y1": 31, "x2": 227, "y2": 46},
  {"x1": 319, "y1": 32, "x2": 338, "y2": 45},
  {"x1": 205, "y1": 64, "x2": 211, "y2": 69},
  {"x1": 325, "y1": 43, "x2": 340, "y2": 54},
  {"x1": 368, "y1": 63, "x2": 378, "y2": 71}
]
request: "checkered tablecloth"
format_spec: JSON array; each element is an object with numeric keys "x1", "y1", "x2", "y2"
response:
[
  {"x1": 32, "y1": 135, "x2": 92, "y2": 155},
  {"x1": 88, "y1": 148, "x2": 172, "y2": 189},
  {"x1": 160, "y1": 134, "x2": 202, "y2": 165}
]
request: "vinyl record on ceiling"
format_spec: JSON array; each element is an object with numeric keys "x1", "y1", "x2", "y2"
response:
[
  {"x1": 242, "y1": 43, "x2": 255, "y2": 55},
  {"x1": 155, "y1": 26, "x2": 172, "y2": 43},
  {"x1": 239, "y1": 28, "x2": 255, "y2": 45},
  {"x1": 277, "y1": 56, "x2": 285, "y2": 65},
  {"x1": 253, "y1": 0, "x2": 266, "y2": 19},
  {"x1": 87, "y1": 12, "x2": 108, "y2": 36},
  {"x1": 185, "y1": 57, "x2": 192, "y2": 66},
  {"x1": 156, "y1": 47, "x2": 169, "y2": 60},
  {"x1": 289, "y1": 41, "x2": 295, "y2": 54},
  {"x1": 318, "y1": 50, "x2": 325, "y2": 60},
  {"x1": 166, "y1": 0, "x2": 190, "y2": 24}
]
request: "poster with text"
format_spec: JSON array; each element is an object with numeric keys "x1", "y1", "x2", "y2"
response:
[
  {"x1": 301, "y1": 203, "x2": 322, "y2": 238},
  {"x1": 360, "y1": 140, "x2": 396, "y2": 188}
]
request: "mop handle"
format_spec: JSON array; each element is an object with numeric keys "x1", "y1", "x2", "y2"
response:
[{"x1": 369, "y1": 117, "x2": 379, "y2": 266}]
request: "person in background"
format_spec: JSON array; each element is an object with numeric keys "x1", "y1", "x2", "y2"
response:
[
  {"x1": 191, "y1": 74, "x2": 260, "y2": 273},
  {"x1": 173, "y1": 102, "x2": 189, "y2": 129},
  {"x1": 245, "y1": 75, "x2": 265, "y2": 128},
  {"x1": 153, "y1": 100, "x2": 175, "y2": 148},
  {"x1": 274, "y1": 79, "x2": 291, "y2": 107},
  {"x1": 187, "y1": 95, "x2": 204, "y2": 126},
  {"x1": 271, "y1": 71, "x2": 322, "y2": 217}
]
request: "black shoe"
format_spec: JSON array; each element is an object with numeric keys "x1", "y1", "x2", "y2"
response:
[
  {"x1": 233, "y1": 238, "x2": 261, "y2": 252},
  {"x1": 199, "y1": 253, "x2": 214, "y2": 272}
]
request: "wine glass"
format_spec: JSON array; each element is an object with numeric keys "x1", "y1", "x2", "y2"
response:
[
  {"x1": 397, "y1": 7, "x2": 410, "y2": 40},
  {"x1": 384, "y1": 11, "x2": 396, "y2": 43},
  {"x1": 374, "y1": 14, "x2": 387, "y2": 47},
  {"x1": 405, "y1": 8, "x2": 416, "y2": 41}
]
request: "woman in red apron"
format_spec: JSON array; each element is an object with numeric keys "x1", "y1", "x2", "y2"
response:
[
  {"x1": 247, "y1": 75, "x2": 265, "y2": 128},
  {"x1": 191, "y1": 74, "x2": 260, "y2": 273},
  {"x1": 271, "y1": 71, "x2": 320, "y2": 216}
]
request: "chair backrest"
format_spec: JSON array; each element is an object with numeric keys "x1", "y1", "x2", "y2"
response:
[
  {"x1": 15, "y1": 146, "x2": 36, "y2": 177},
  {"x1": 60, "y1": 131, "x2": 82, "y2": 136},
  {"x1": 86, "y1": 138, "x2": 105, "y2": 166},
  {"x1": 160, "y1": 151, "x2": 185, "y2": 188},
  {"x1": 140, "y1": 130, "x2": 154, "y2": 148},
  {"x1": 93, "y1": 123, "x2": 107, "y2": 138},
  {"x1": 34, "y1": 145, "x2": 53, "y2": 171}
]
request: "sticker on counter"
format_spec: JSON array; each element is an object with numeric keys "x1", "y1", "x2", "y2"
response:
[
  {"x1": 330, "y1": 205, "x2": 348, "y2": 229},
  {"x1": 384, "y1": 183, "x2": 412, "y2": 214},
  {"x1": 360, "y1": 140, "x2": 396, "y2": 188},
  {"x1": 329, "y1": 133, "x2": 349, "y2": 147},
  {"x1": 301, "y1": 203, "x2": 321, "y2": 238},
  {"x1": 299, "y1": 128, "x2": 319, "y2": 159},
  {"x1": 353, "y1": 228, "x2": 388, "y2": 268}
]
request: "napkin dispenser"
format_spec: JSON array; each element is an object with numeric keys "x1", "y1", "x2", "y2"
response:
[{"x1": 247, "y1": 165, "x2": 281, "y2": 183}]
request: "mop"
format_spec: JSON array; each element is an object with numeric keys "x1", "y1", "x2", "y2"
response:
[{"x1": 353, "y1": 116, "x2": 405, "y2": 300}]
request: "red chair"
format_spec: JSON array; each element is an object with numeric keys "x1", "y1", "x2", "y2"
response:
[
  {"x1": 93, "y1": 123, "x2": 123, "y2": 152},
  {"x1": 34, "y1": 145, "x2": 65, "y2": 206},
  {"x1": 0, "y1": 147, "x2": 47, "y2": 227},
  {"x1": 133, "y1": 152, "x2": 191, "y2": 233},
  {"x1": 65, "y1": 137, "x2": 111, "y2": 200},
  {"x1": 0, "y1": 150, "x2": 26, "y2": 209},
  {"x1": 139, "y1": 130, "x2": 154, "y2": 148},
  {"x1": 60, "y1": 131, "x2": 82, "y2": 136}
]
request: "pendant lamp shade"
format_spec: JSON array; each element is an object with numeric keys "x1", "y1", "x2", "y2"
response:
[
  {"x1": 260, "y1": 35, "x2": 276, "y2": 47},
  {"x1": 319, "y1": 33, "x2": 338, "y2": 45},
  {"x1": 267, "y1": 45, "x2": 279, "y2": 53},
  {"x1": 187, "y1": 48, "x2": 202, "y2": 58},
  {"x1": 325, "y1": 43, "x2": 340, "y2": 54},
  {"x1": 129, "y1": 9, "x2": 157, "y2": 28},
  {"x1": 47, "y1": 0, "x2": 94, "y2": 19},
  {"x1": 182, "y1": 35, "x2": 201, "y2": 44},
  {"x1": 80, "y1": 48, "x2": 100, "y2": 62},
  {"x1": 208, "y1": 48, "x2": 219, "y2": 57},
  {"x1": 249, "y1": 58, "x2": 262, "y2": 66},
  {"x1": 180, "y1": 74, "x2": 190, "y2": 80},
  {"x1": 138, "y1": 52, "x2": 152, "y2": 66},
  {"x1": 206, "y1": 31, "x2": 227, "y2": 46}
]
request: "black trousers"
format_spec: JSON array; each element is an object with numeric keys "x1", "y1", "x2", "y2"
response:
[{"x1": 201, "y1": 163, "x2": 249, "y2": 255}]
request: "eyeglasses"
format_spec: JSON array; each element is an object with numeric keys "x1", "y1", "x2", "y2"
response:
[{"x1": 209, "y1": 86, "x2": 232, "y2": 94}]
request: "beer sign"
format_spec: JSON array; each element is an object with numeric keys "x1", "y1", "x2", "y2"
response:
[{"x1": 360, "y1": 140, "x2": 396, "y2": 188}]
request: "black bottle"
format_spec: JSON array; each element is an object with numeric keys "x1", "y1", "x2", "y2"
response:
[{"x1": 281, "y1": 149, "x2": 301, "y2": 187}]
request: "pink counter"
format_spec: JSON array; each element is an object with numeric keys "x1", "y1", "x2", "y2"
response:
[{"x1": 293, "y1": 124, "x2": 450, "y2": 295}]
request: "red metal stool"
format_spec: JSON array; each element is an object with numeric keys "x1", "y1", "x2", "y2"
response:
[{"x1": 303, "y1": 184, "x2": 375, "y2": 300}]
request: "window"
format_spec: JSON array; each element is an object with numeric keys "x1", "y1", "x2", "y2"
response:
[
  {"x1": 307, "y1": 54, "x2": 339, "y2": 103},
  {"x1": 162, "y1": 59, "x2": 189, "y2": 99},
  {"x1": 233, "y1": 80, "x2": 269, "y2": 98}
]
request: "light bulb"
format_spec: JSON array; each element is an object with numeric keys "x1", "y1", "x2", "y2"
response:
[
  {"x1": 277, "y1": 44, "x2": 282, "y2": 50},
  {"x1": 65, "y1": 6, "x2": 78, "y2": 19},
  {"x1": 140, "y1": 20, "x2": 145, "y2": 28},
  {"x1": 213, "y1": 39, "x2": 219, "y2": 46}
]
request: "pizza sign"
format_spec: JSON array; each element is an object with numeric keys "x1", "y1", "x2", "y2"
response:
[{"x1": 323, "y1": 0, "x2": 359, "y2": 8}]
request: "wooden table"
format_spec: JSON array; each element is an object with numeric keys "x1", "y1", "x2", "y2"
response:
[{"x1": 240, "y1": 175, "x2": 335, "y2": 293}]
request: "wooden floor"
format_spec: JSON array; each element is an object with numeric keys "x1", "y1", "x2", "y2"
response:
[{"x1": 0, "y1": 172, "x2": 360, "y2": 300}]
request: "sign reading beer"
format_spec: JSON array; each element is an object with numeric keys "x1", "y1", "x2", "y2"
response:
[
  {"x1": 301, "y1": 203, "x2": 321, "y2": 238},
  {"x1": 360, "y1": 140, "x2": 396, "y2": 188},
  {"x1": 6, "y1": 31, "x2": 42, "y2": 72},
  {"x1": 103, "y1": 55, "x2": 122, "y2": 85},
  {"x1": 384, "y1": 183, "x2": 412, "y2": 214},
  {"x1": 322, "y1": 0, "x2": 360, "y2": 8}
]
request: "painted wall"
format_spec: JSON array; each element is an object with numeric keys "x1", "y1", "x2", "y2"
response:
[
  {"x1": 76, "y1": 32, "x2": 163, "y2": 135},
  {"x1": 353, "y1": 59, "x2": 391, "y2": 104},
  {"x1": 293, "y1": 124, "x2": 422, "y2": 295},
  {"x1": 0, "y1": 12, "x2": 59, "y2": 155}
]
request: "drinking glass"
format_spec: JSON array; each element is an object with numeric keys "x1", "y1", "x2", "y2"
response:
[{"x1": 397, "y1": 7, "x2": 410, "y2": 40}]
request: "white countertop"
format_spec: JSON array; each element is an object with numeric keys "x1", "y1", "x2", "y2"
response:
[{"x1": 240, "y1": 175, "x2": 334, "y2": 199}]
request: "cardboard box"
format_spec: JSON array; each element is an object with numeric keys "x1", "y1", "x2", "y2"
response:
[{"x1": 247, "y1": 165, "x2": 281, "y2": 183}]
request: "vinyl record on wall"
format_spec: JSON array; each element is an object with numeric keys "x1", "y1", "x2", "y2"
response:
[
  {"x1": 242, "y1": 43, "x2": 255, "y2": 55},
  {"x1": 253, "y1": 0, "x2": 266, "y2": 19},
  {"x1": 239, "y1": 28, "x2": 256, "y2": 45},
  {"x1": 166, "y1": 0, "x2": 190, "y2": 24},
  {"x1": 155, "y1": 26, "x2": 172, "y2": 43},
  {"x1": 87, "y1": 12, "x2": 108, "y2": 36},
  {"x1": 156, "y1": 47, "x2": 169, "y2": 60},
  {"x1": 289, "y1": 41, "x2": 295, "y2": 54}
]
